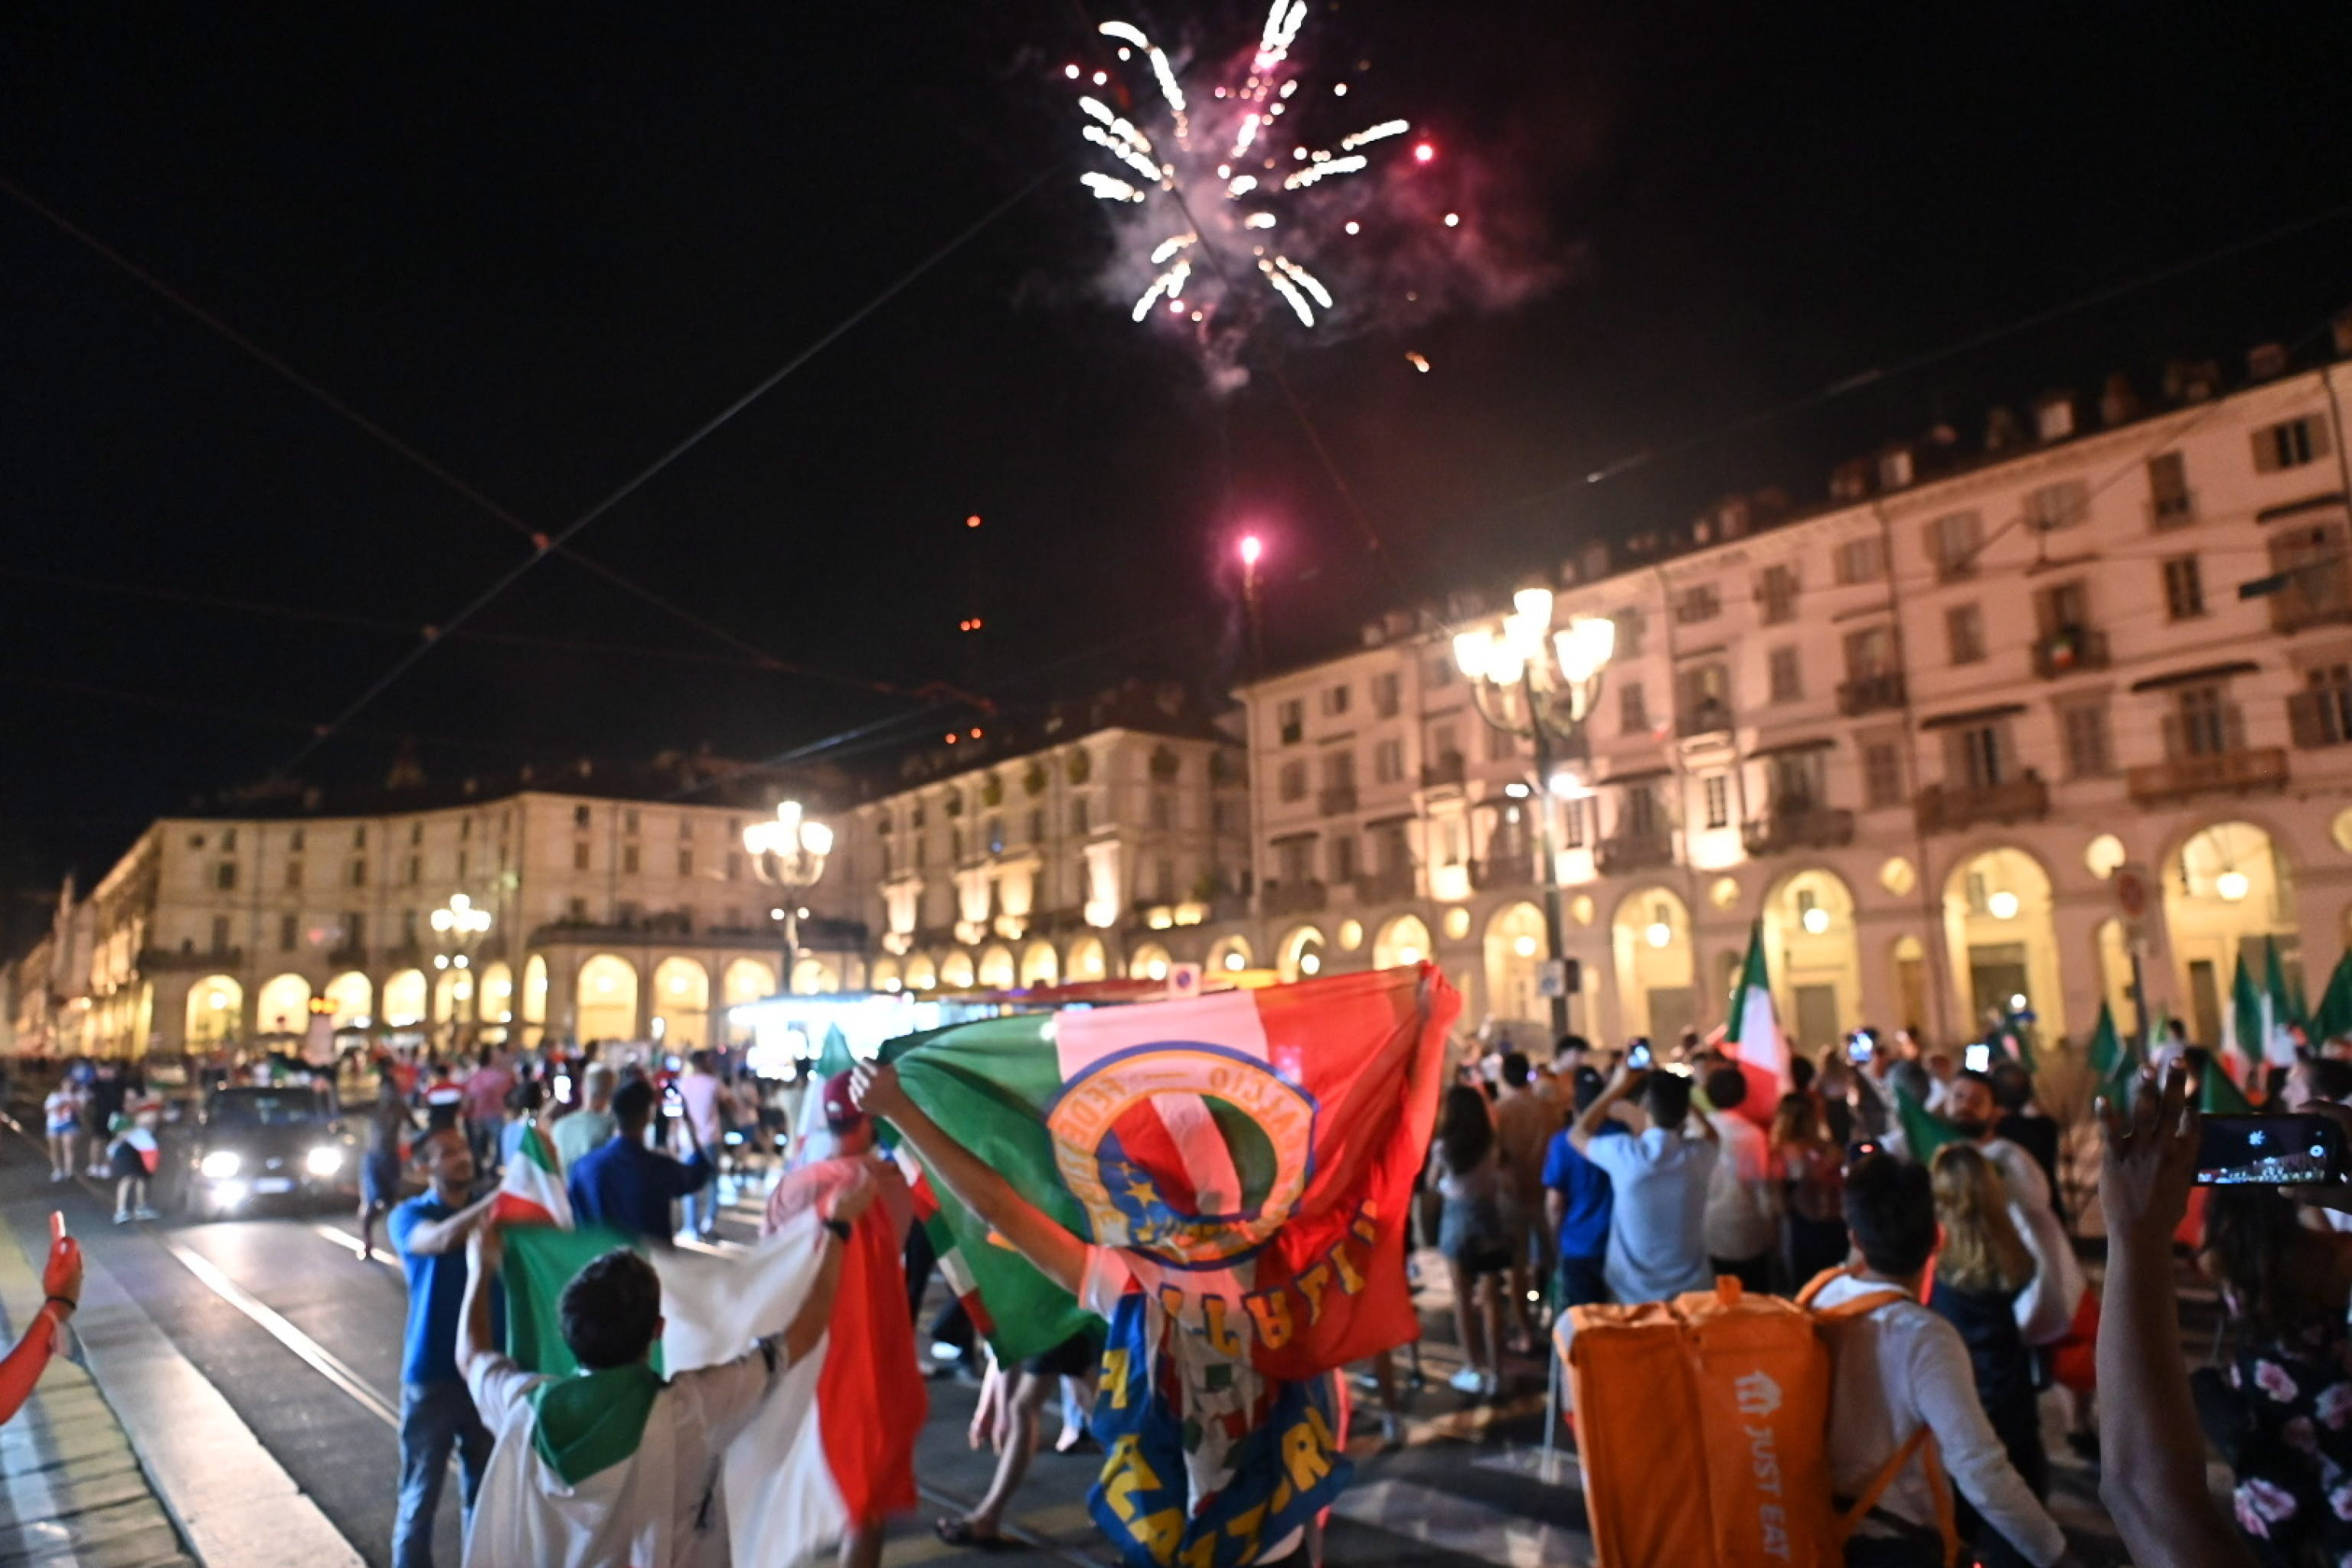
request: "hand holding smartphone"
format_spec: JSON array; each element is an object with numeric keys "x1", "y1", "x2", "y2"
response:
[
  {"x1": 1625, "y1": 1039, "x2": 1653, "y2": 1073},
  {"x1": 2197, "y1": 1113, "x2": 2350, "y2": 1186}
]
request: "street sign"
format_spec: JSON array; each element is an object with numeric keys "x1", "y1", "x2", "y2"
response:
[
  {"x1": 1538, "y1": 959, "x2": 1579, "y2": 998},
  {"x1": 1168, "y1": 962, "x2": 1204, "y2": 999},
  {"x1": 2115, "y1": 861, "x2": 2155, "y2": 946}
]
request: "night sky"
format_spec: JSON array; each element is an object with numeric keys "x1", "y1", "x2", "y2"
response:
[{"x1": 5, "y1": 1, "x2": 2350, "y2": 942}]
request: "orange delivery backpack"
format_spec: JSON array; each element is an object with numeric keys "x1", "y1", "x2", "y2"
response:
[{"x1": 1562, "y1": 1273, "x2": 1960, "y2": 1568}]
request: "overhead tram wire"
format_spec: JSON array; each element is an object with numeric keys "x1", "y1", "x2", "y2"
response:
[{"x1": 0, "y1": 167, "x2": 1044, "y2": 749}]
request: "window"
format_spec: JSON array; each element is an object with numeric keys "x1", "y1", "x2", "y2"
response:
[
  {"x1": 289, "y1": 828, "x2": 305, "y2": 851},
  {"x1": 189, "y1": 833, "x2": 206, "y2": 850},
  {"x1": 988, "y1": 817, "x2": 1008, "y2": 854},
  {"x1": 1758, "y1": 564, "x2": 1799, "y2": 624},
  {"x1": 1863, "y1": 742, "x2": 1904, "y2": 808},
  {"x1": 567, "y1": 897, "x2": 589, "y2": 923},
  {"x1": 345, "y1": 913, "x2": 364, "y2": 950},
  {"x1": 727, "y1": 849, "x2": 743, "y2": 880},
  {"x1": 215, "y1": 861, "x2": 237, "y2": 890},
  {"x1": 350, "y1": 858, "x2": 368, "y2": 887},
  {"x1": 1927, "y1": 511, "x2": 1983, "y2": 580},
  {"x1": 456, "y1": 849, "x2": 467, "y2": 878},
  {"x1": 1279, "y1": 760, "x2": 1308, "y2": 802},
  {"x1": 1430, "y1": 722, "x2": 1460, "y2": 766},
  {"x1": 1619, "y1": 681, "x2": 1649, "y2": 735},
  {"x1": 279, "y1": 913, "x2": 298, "y2": 952},
  {"x1": 2060, "y1": 702, "x2": 2112, "y2": 778},
  {"x1": 353, "y1": 825, "x2": 368, "y2": 848},
  {"x1": 284, "y1": 860, "x2": 303, "y2": 890},
  {"x1": 1485, "y1": 724, "x2": 1520, "y2": 761},
  {"x1": 1424, "y1": 655, "x2": 1455, "y2": 690},
  {"x1": 1329, "y1": 835, "x2": 1359, "y2": 882},
  {"x1": 913, "y1": 838, "x2": 926, "y2": 870},
  {"x1": 619, "y1": 843, "x2": 639, "y2": 874},
  {"x1": 1703, "y1": 774, "x2": 1730, "y2": 830},
  {"x1": 573, "y1": 841, "x2": 591, "y2": 871},
  {"x1": 221, "y1": 828, "x2": 237, "y2": 851},
  {"x1": 2024, "y1": 479, "x2": 2089, "y2": 532},
  {"x1": 1155, "y1": 859, "x2": 1175, "y2": 900},
  {"x1": 2253, "y1": 416, "x2": 2329, "y2": 472},
  {"x1": 1769, "y1": 753, "x2": 1823, "y2": 808},
  {"x1": 1072, "y1": 796, "x2": 1091, "y2": 834},
  {"x1": 1947, "y1": 604, "x2": 1985, "y2": 665},
  {"x1": 1560, "y1": 796, "x2": 1586, "y2": 848},
  {"x1": 1768, "y1": 646, "x2": 1803, "y2": 704},
  {"x1": 211, "y1": 915, "x2": 231, "y2": 954},
  {"x1": 1213, "y1": 799, "x2": 1242, "y2": 835},
  {"x1": 573, "y1": 805, "x2": 592, "y2": 829},
  {"x1": 1149, "y1": 793, "x2": 1171, "y2": 830},
  {"x1": 623, "y1": 809, "x2": 640, "y2": 835},
  {"x1": 1321, "y1": 684, "x2": 1351, "y2": 717},
  {"x1": 1027, "y1": 808, "x2": 1045, "y2": 842},
  {"x1": 2148, "y1": 451, "x2": 2193, "y2": 524},
  {"x1": 1321, "y1": 750, "x2": 1356, "y2": 790},
  {"x1": 408, "y1": 822, "x2": 422, "y2": 846},
  {"x1": 1949, "y1": 723, "x2": 2006, "y2": 790},
  {"x1": 1371, "y1": 671, "x2": 1401, "y2": 717},
  {"x1": 1373, "y1": 738, "x2": 1405, "y2": 784},
  {"x1": 2300, "y1": 665, "x2": 2352, "y2": 747},
  {"x1": 2163, "y1": 555, "x2": 2206, "y2": 620},
  {"x1": 677, "y1": 848, "x2": 694, "y2": 877},
  {"x1": 2175, "y1": 684, "x2": 2237, "y2": 757},
  {"x1": 678, "y1": 816, "x2": 694, "y2": 841},
  {"x1": 1834, "y1": 536, "x2": 1886, "y2": 584},
  {"x1": 1844, "y1": 626, "x2": 1894, "y2": 679},
  {"x1": 405, "y1": 855, "x2": 420, "y2": 885},
  {"x1": 1277, "y1": 698, "x2": 1305, "y2": 744},
  {"x1": 1613, "y1": 608, "x2": 1646, "y2": 658},
  {"x1": 1622, "y1": 784, "x2": 1660, "y2": 838},
  {"x1": 1674, "y1": 583, "x2": 1720, "y2": 623},
  {"x1": 1277, "y1": 838, "x2": 1314, "y2": 886}
]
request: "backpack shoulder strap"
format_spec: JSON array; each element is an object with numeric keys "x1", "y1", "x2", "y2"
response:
[{"x1": 1834, "y1": 1426, "x2": 1962, "y2": 1568}]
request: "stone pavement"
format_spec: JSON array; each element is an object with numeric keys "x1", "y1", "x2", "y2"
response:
[{"x1": 0, "y1": 1206, "x2": 194, "y2": 1568}]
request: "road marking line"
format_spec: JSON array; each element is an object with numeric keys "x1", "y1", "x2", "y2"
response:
[
  {"x1": 311, "y1": 1223, "x2": 401, "y2": 1267},
  {"x1": 162, "y1": 1237, "x2": 403, "y2": 1429}
]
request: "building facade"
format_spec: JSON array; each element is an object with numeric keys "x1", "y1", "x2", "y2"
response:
[
  {"x1": 24, "y1": 772, "x2": 871, "y2": 1061},
  {"x1": 845, "y1": 693, "x2": 1252, "y2": 995},
  {"x1": 1227, "y1": 346, "x2": 2352, "y2": 1053}
]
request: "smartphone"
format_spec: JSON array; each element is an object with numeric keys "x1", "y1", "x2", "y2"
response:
[
  {"x1": 1845, "y1": 1030, "x2": 1876, "y2": 1065},
  {"x1": 2197, "y1": 1113, "x2": 2350, "y2": 1186},
  {"x1": 1626, "y1": 1039, "x2": 1654, "y2": 1072},
  {"x1": 662, "y1": 1082, "x2": 683, "y2": 1119},
  {"x1": 1963, "y1": 1043, "x2": 1993, "y2": 1074}
]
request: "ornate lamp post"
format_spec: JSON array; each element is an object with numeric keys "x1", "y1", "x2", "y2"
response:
[
  {"x1": 1453, "y1": 587, "x2": 1615, "y2": 1040},
  {"x1": 743, "y1": 800, "x2": 833, "y2": 995},
  {"x1": 429, "y1": 892, "x2": 494, "y2": 1053}
]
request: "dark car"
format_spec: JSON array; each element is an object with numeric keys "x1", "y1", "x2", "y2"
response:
[{"x1": 185, "y1": 1083, "x2": 361, "y2": 1219}]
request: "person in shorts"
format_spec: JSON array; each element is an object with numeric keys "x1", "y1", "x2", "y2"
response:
[
  {"x1": 44, "y1": 1077, "x2": 83, "y2": 1184},
  {"x1": 935, "y1": 1326, "x2": 1102, "y2": 1550}
]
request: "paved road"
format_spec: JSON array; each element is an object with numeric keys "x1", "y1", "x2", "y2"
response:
[{"x1": 0, "y1": 1119, "x2": 2136, "y2": 1566}]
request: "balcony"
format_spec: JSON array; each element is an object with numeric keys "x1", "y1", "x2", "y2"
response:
[
  {"x1": 1262, "y1": 880, "x2": 1328, "y2": 916},
  {"x1": 1913, "y1": 775, "x2": 2050, "y2": 835},
  {"x1": 1596, "y1": 831, "x2": 1676, "y2": 874},
  {"x1": 327, "y1": 943, "x2": 368, "y2": 968},
  {"x1": 1420, "y1": 753, "x2": 1467, "y2": 789},
  {"x1": 2271, "y1": 567, "x2": 2352, "y2": 634},
  {"x1": 1353, "y1": 864, "x2": 1419, "y2": 905},
  {"x1": 2031, "y1": 627, "x2": 2109, "y2": 679},
  {"x1": 1838, "y1": 671, "x2": 1907, "y2": 717},
  {"x1": 137, "y1": 946, "x2": 244, "y2": 973},
  {"x1": 2126, "y1": 746, "x2": 2289, "y2": 805},
  {"x1": 1676, "y1": 700, "x2": 1733, "y2": 739},
  {"x1": 2291, "y1": 690, "x2": 2352, "y2": 750},
  {"x1": 1471, "y1": 854, "x2": 1533, "y2": 890},
  {"x1": 2147, "y1": 492, "x2": 2197, "y2": 530},
  {"x1": 1741, "y1": 803, "x2": 1856, "y2": 858},
  {"x1": 1317, "y1": 784, "x2": 1358, "y2": 816}
]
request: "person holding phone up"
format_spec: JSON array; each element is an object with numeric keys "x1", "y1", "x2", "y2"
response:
[
  {"x1": 565, "y1": 1078, "x2": 712, "y2": 1245},
  {"x1": 1568, "y1": 1054, "x2": 1718, "y2": 1305}
]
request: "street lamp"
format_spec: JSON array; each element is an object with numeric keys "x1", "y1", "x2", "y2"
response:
[
  {"x1": 1454, "y1": 586, "x2": 1615, "y2": 1040},
  {"x1": 743, "y1": 800, "x2": 833, "y2": 995},
  {"x1": 1237, "y1": 533, "x2": 1266, "y2": 678},
  {"x1": 428, "y1": 893, "x2": 494, "y2": 1052}
]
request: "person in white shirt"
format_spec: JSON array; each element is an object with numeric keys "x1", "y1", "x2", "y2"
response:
[
  {"x1": 453, "y1": 1172, "x2": 871, "y2": 1567},
  {"x1": 1700, "y1": 1065, "x2": 1778, "y2": 1292},
  {"x1": 1569, "y1": 1060, "x2": 1719, "y2": 1304},
  {"x1": 1943, "y1": 1073, "x2": 2084, "y2": 1347},
  {"x1": 1817, "y1": 1154, "x2": 2079, "y2": 1568}
]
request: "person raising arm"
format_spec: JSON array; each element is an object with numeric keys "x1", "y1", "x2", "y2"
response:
[
  {"x1": 2096, "y1": 1062, "x2": 2256, "y2": 1568},
  {"x1": 0, "y1": 1220, "x2": 81, "y2": 1426}
]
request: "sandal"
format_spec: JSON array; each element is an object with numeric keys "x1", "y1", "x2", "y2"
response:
[{"x1": 935, "y1": 1518, "x2": 1015, "y2": 1551}]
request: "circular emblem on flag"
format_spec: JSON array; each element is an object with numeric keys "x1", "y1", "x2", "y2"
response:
[{"x1": 1046, "y1": 1043, "x2": 1317, "y2": 1269}]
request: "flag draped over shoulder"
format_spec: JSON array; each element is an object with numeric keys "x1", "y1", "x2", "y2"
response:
[
  {"x1": 1723, "y1": 921, "x2": 1788, "y2": 1113},
  {"x1": 497, "y1": 1210, "x2": 923, "y2": 1563},
  {"x1": 886, "y1": 964, "x2": 1459, "y2": 1380},
  {"x1": 1894, "y1": 1083, "x2": 1963, "y2": 1164}
]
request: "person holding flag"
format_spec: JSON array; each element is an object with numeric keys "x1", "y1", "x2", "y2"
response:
[{"x1": 0, "y1": 1216, "x2": 82, "y2": 1427}]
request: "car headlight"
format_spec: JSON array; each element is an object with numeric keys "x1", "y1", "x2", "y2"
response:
[
  {"x1": 305, "y1": 1146, "x2": 345, "y2": 1178},
  {"x1": 200, "y1": 1150, "x2": 241, "y2": 1180}
]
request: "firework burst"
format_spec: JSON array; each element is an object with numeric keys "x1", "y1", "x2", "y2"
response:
[{"x1": 1070, "y1": 2, "x2": 1429, "y2": 385}]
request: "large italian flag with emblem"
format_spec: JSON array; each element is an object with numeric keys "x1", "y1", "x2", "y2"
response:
[{"x1": 884, "y1": 964, "x2": 1459, "y2": 1379}]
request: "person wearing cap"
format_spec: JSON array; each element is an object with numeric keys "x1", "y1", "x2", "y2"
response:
[
  {"x1": 566, "y1": 1078, "x2": 712, "y2": 1245},
  {"x1": 763, "y1": 1071, "x2": 919, "y2": 1568}
]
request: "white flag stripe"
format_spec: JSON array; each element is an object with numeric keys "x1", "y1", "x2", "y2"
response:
[{"x1": 1151, "y1": 1092, "x2": 1246, "y2": 1216}]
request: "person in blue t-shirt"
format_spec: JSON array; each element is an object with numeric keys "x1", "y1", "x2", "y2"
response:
[
  {"x1": 388, "y1": 1125, "x2": 503, "y2": 1568},
  {"x1": 1541, "y1": 1067, "x2": 1624, "y2": 1308},
  {"x1": 566, "y1": 1078, "x2": 710, "y2": 1244}
]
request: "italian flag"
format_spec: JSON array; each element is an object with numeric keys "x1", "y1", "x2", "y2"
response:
[
  {"x1": 493, "y1": 1203, "x2": 924, "y2": 1561},
  {"x1": 2226, "y1": 947, "x2": 2299, "y2": 1076},
  {"x1": 492, "y1": 1125, "x2": 573, "y2": 1228},
  {"x1": 1721, "y1": 920, "x2": 1786, "y2": 1122},
  {"x1": 884, "y1": 965, "x2": 1458, "y2": 1377}
]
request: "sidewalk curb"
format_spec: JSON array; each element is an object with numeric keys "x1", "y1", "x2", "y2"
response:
[{"x1": 5, "y1": 1195, "x2": 367, "y2": 1568}]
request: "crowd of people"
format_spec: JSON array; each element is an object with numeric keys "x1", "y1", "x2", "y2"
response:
[{"x1": 12, "y1": 1011, "x2": 2351, "y2": 1568}]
